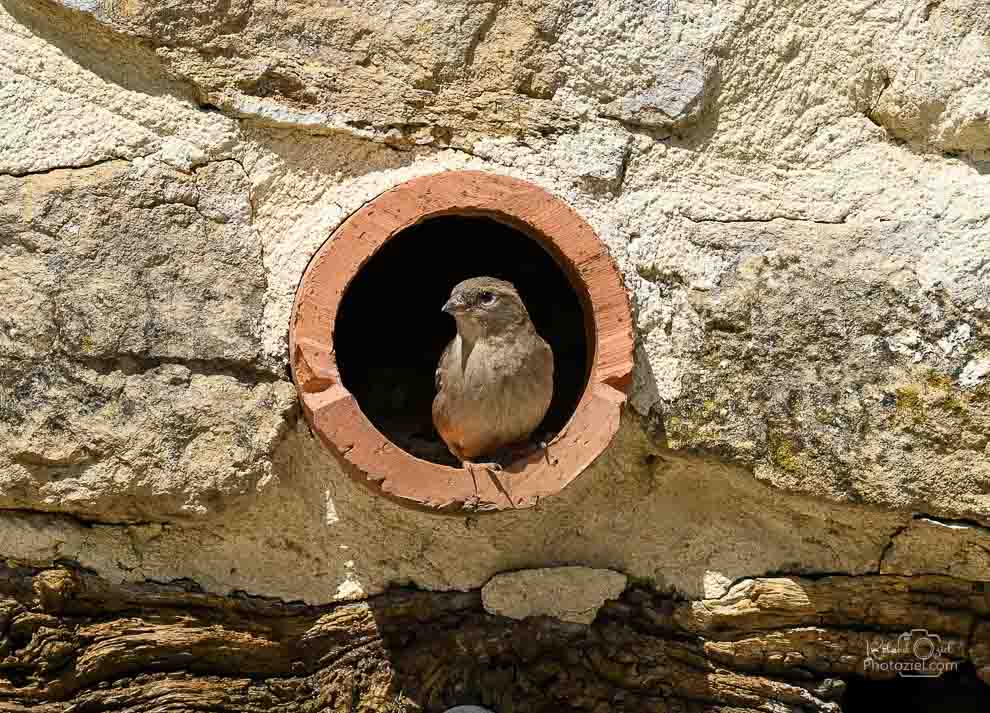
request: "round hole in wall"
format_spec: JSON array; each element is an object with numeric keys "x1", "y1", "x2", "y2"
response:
[
  {"x1": 290, "y1": 171, "x2": 633, "y2": 513},
  {"x1": 334, "y1": 215, "x2": 590, "y2": 467}
]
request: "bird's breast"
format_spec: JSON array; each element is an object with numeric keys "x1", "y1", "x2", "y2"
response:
[{"x1": 435, "y1": 334, "x2": 553, "y2": 459}]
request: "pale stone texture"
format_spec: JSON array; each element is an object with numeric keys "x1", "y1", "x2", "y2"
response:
[
  {"x1": 0, "y1": 419, "x2": 904, "y2": 601},
  {"x1": 0, "y1": 1, "x2": 239, "y2": 175},
  {"x1": 0, "y1": 360, "x2": 296, "y2": 520},
  {"x1": 0, "y1": 152, "x2": 295, "y2": 521},
  {"x1": 0, "y1": 160, "x2": 261, "y2": 365},
  {"x1": 482, "y1": 566, "x2": 628, "y2": 624},
  {"x1": 650, "y1": 217, "x2": 990, "y2": 518},
  {"x1": 0, "y1": 0, "x2": 988, "y2": 607},
  {"x1": 870, "y1": 0, "x2": 990, "y2": 159}
]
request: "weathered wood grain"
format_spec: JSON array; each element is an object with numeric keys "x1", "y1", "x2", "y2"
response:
[{"x1": 1, "y1": 565, "x2": 989, "y2": 712}]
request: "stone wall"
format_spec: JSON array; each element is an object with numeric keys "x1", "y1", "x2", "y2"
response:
[{"x1": 1, "y1": 0, "x2": 988, "y2": 709}]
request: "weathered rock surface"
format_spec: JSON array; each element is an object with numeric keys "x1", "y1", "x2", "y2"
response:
[
  {"x1": 870, "y1": 0, "x2": 990, "y2": 157},
  {"x1": 31, "y1": 0, "x2": 718, "y2": 141},
  {"x1": 0, "y1": 419, "x2": 907, "y2": 603},
  {"x1": 650, "y1": 217, "x2": 990, "y2": 519},
  {"x1": 0, "y1": 2, "x2": 238, "y2": 175},
  {"x1": 0, "y1": 359, "x2": 295, "y2": 520},
  {"x1": 0, "y1": 0, "x2": 986, "y2": 594},
  {"x1": 0, "y1": 157, "x2": 296, "y2": 521},
  {"x1": 482, "y1": 566, "x2": 628, "y2": 624},
  {"x1": 0, "y1": 160, "x2": 262, "y2": 364},
  {"x1": 0, "y1": 0, "x2": 989, "y2": 706},
  {"x1": 881, "y1": 516, "x2": 990, "y2": 581}
]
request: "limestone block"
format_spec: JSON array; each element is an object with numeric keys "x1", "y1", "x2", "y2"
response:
[
  {"x1": 0, "y1": 159, "x2": 262, "y2": 364},
  {"x1": 0, "y1": 0, "x2": 987, "y2": 621},
  {"x1": 482, "y1": 566, "x2": 628, "y2": 624}
]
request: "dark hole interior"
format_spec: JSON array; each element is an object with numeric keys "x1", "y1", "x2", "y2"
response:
[
  {"x1": 334, "y1": 215, "x2": 590, "y2": 466},
  {"x1": 843, "y1": 663, "x2": 990, "y2": 712}
]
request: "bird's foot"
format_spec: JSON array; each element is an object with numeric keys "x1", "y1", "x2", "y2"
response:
[
  {"x1": 463, "y1": 460, "x2": 503, "y2": 478},
  {"x1": 535, "y1": 431, "x2": 558, "y2": 465},
  {"x1": 462, "y1": 460, "x2": 514, "y2": 508},
  {"x1": 492, "y1": 434, "x2": 557, "y2": 466}
]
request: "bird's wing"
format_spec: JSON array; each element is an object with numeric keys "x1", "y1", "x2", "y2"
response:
[
  {"x1": 435, "y1": 338, "x2": 454, "y2": 392},
  {"x1": 539, "y1": 335, "x2": 554, "y2": 375},
  {"x1": 432, "y1": 338, "x2": 462, "y2": 458}
]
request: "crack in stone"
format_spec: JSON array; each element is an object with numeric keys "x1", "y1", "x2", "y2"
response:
[
  {"x1": 876, "y1": 523, "x2": 911, "y2": 573},
  {"x1": 682, "y1": 214, "x2": 849, "y2": 226},
  {"x1": 463, "y1": 0, "x2": 506, "y2": 71},
  {"x1": 73, "y1": 353, "x2": 286, "y2": 385},
  {"x1": 0, "y1": 155, "x2": 137, "y2": 179},
  {"x1": 0, "y1": 506, "x2": 165, "y2": 529},
  {"x1": 912, "y1": 512, "x2": 990, "y2": 533},
  {"x1": 0, "y1": 348, "x2": 284, "y2": 385},
  {"x1": 877, "y1": 512, "x2": 990, "y2": 574},
  {"x1": 220, "y1": 157, "x2": 256, "y2": 220},
  {"x1": 616, "y1": 142, "x2": 633, "y2": 191},
  {"x1": 865, "y1": 74, "x2": 892, "y2": 129}
]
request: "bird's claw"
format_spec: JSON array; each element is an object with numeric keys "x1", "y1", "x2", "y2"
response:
[
  {"x1": 462, "y1": 460, "x2": 514, "y2": 507},
  {"x1": 463, "y1": 460, "x2": 502, "y2": 476},
  {"x1": 540, "y1": 440, "x2": 551, "y2": 465}
]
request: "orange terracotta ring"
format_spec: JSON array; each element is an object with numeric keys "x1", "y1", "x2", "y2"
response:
[{"x1": 289, "y1": 171, "x2": 634, "y2": 512}]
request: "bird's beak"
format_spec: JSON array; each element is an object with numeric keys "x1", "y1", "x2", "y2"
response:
[{"x1": 442, "y1": 296, "x2": 466, "y2": 314}]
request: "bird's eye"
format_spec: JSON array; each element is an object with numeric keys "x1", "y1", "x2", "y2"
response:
[{"x1": 479, "y1": 291, "x2": 496, "y2": 305}]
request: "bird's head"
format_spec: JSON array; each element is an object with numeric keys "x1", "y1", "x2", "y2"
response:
[{"x1": 442, "y1": 277, "x2": 531, "y2": 338}]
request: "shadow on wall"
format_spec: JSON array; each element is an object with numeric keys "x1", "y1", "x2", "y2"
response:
[
  {"x1": 363, "y1": 588, "x2": 990, "y2": 712},
  {"x1": 843, "y1": 663, "x2": 990, "y2": 713}
]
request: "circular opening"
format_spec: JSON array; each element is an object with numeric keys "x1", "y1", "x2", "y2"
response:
[
  {"x1": 290, "y1": 170, "x2": 633, "y2": 512},
  {"x1": 334, "y1": 215, "x2": 591, "y2": 466}
]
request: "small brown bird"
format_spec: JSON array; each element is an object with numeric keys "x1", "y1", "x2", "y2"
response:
[{"x1": 432, "y1": 277, "x2": 554, "y2": 471}]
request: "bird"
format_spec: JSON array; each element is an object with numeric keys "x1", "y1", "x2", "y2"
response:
[{"x1": 432, "y1": 277, "x2": 554, "y2": 477}]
